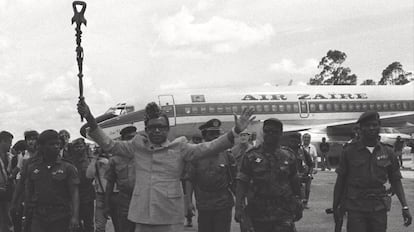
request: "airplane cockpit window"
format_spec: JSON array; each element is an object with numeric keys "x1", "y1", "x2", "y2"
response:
[{"x1": 105, "y1": 105, "x2": 134, "y2": 116}]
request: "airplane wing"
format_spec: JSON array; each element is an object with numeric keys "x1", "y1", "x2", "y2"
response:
[{"x1": 283, "y1": 112, "x2": 414, "y2": 142}]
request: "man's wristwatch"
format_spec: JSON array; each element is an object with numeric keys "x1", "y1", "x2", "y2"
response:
[{"x1": 402, "y1": 206, "x2": 409, "y2": 210}]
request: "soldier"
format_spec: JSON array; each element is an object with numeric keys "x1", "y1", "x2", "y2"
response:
[
  {"x1": 283, "y1": 133, "x2": 313, "y2": 207},
  {"x1": 231, "y1": 129, "x2": 253, "y2": 171},
  {"x1": 0, "y1": 131, "x2": 13, "y2": 232},
  {"x1": 23, "y1": 130, "x2": 79, "y2": 232},
  {"x1": 185, "y1": 119, "x2": 237, "y2": 232},
  {"x1": 319, "y1": 137, "x2": 330, "y2": 171},
  {"x1": 105, "y1": 126, "x2": 137, "y2": 232},
  {"x1": 235, "y1": 118, "x2": 302, "y2": 232},
  {"x1": 65, "y1": 138, "x2": 95, "y2": 232},
  {"x1": 77, "y1": 100, "x2": 254, "y2": 232},
  {"x1": 58, "y1": 130, "x2": 71, "y2": 158},
  {"x1": 10, "y1": 130, "x2": 39, "y2": 232},
  {"x1": 333, "y1": 111, "x2": 412, "y2": 232}
]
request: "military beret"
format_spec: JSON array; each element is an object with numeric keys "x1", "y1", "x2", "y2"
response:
[
  {"x1": 120, "y1": 126, "x2": 137, "y2": 136},
  {"x1": 24, "y1": 130, "x2": 39, "y2": 140},
  {"x1": 356, "y1": 111, "x2": 380, "y2": 124},
  {"x1": 199, "y1": 119, "x2": 221, "y2": 131},
  {"x1": 38, "y1": 130, "x2": 59, "y2": 145},
  {"x1": 263, "y1": 118, "x2": 283, "y2": 131}
]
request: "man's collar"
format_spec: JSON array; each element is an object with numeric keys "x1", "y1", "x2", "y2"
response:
[{"x1": 356, "y1": 140, "x2": 381, "y2": 151}]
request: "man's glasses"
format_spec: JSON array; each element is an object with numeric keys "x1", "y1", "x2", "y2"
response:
[{"x1": 146, "y1": 125, "x2": 169, "y2": 132}]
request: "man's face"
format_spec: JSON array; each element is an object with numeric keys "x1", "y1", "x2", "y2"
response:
[
  {"x1": 289, "y1": 137, "x2": 301, "y2": 150},
  {"x1": 26, "y1": 137, "x2": 37, "y2": 151},
  {"x1": 0, "y1": 138, "x2": 12, "y2": 153},
  {"x1": 59, "y1": 132, "x2": 70, "y2": 144},
  {"x1": 322, "y1": 138, "x2": 326, "y2": 143},
  {"x1": 203, "y1": 130, "x2": 221, "y2": 142},
  {"x1": 73, "y1": 142, "x2": 86, "y2": 155},
  {"x1": 360, "y1": 120, "x2": 380, "y2": 141},
  {"x1": 239, "y1": 133, "x2": 250, "y2": 144},
  {"x1": 146, "y1": 117, "x2": 169, "y2": 145},
  {"x1": 302, "y1": 134, "x2": 311, "y2": 145},
  {"x1": 263, "y1": 124, "x2": 282, "y2": 145},
  {"x1": 43, "y1": 139, "x2": 61, "y2": 158}
]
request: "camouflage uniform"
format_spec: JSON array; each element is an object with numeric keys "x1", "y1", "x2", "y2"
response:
[{"x1": 238, "y1": 145, "x2": 301, "y2": 232}]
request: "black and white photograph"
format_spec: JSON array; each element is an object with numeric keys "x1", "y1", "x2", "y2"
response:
[{"x1": 0, "y1": 0, "x2": 413, "y2": 232}]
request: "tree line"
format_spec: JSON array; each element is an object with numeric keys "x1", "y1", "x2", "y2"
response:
[{"x1": 308, "y1": 50, "x2": 412, "y2": 85}]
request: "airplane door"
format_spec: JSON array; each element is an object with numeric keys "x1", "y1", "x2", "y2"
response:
[
  {"x1": 298, "y1": 100, "x2": 310, "y2": 118},
  {"x1": 158, "y1": 95, "x2": 176, "y2": 126}
]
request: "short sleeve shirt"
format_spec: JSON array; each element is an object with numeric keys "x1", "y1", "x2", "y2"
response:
[{"x1": 336, "y1": 141, "x2": 402, "y2": 212}]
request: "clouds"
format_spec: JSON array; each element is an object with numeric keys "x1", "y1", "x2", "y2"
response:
[
  {"x1": 269, "y1": 59, "x2": 319, "y2": 75},
  {"x1": 153, "y1": 6, "x2": 274, "y2": 55}
]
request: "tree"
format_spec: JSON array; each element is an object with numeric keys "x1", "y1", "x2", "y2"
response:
[
  {"x1": 309, "y1": 50, "x2": 357, "y2": 85},
  {"x1": 379, "y1": 62, "x2": 410, "y2": 85},
  {"x1": 360, "y1": 79, "x2": 376, "y2": 85}
]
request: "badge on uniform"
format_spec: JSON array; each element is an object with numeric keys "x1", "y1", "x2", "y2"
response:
[
  {"x1": 33, "y1": 169, "x2": 40, "y2": 174},
  {"x1": 255, "y1": 158, "x2": 262, "y2": 163}
]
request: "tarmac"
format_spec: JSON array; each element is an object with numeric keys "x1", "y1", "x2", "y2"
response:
[{"x1": 106, "y1": 159, "x2": 414, "y2": 232}]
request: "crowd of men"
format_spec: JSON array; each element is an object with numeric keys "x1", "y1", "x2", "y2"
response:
[{"x1": 0, "y1": 99, "x2": 411, "y2": 232}]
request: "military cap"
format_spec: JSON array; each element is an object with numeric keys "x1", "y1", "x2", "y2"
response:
[
  {"x1": 72, "y1": 137, "x2": 86, "y2": 145},
  {"x1": 263, "y1": 118, "x2": 283, "y2": 131},
  {"x1": 24, "y1": 130, "x2": 39, "y2": 140},
  {"x1": 199, "y1": 118, "x2": 221, "y2": 131},
  {"x1": 120, "y1": 126, "x2": 137, "y2": 136},
  {"x1": 356, "y1": 111, "x2": 380, "y2": 124},
  {"x1": 38, "y1": 130, "x2": 59, "y2": 145}
]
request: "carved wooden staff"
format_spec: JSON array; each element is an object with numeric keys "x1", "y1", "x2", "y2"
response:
[{"x1": 72, "y1": 1, "x2": 87, "y2": 122}]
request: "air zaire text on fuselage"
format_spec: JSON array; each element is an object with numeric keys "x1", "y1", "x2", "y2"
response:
[{"x1": 241, "y1": 93, "x2": 368, "y2": 101}]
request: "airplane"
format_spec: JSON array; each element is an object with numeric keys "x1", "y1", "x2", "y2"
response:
[{"x1": 80, "y1": 82, "x2": 414, "y2": 154}]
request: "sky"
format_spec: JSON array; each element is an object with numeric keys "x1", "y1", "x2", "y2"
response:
[{"x1": 0, "y1": 0, "x2": 413, "y2": 141}]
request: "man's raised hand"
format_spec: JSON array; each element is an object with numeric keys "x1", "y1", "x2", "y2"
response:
[{"x1": 234, "y1": 108, "x2": 255, "y2": 134}]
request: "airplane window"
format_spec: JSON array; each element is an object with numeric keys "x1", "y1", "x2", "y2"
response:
[
  {"x1": 286, "y1": 104, "x2": 292, "y2": 112},
  {"x1": 383, "y1": 103, "x2": 389, "y2": 110},
  {"x1": 318, "y1": 104, "x2": 325, "y2": 111},
  {"x1": 256, "y1": 105, "x2": 263, "y2": 112},
  {"x1": 334, "y1": 103, "x2": 340, "y2": 111},
  {"x1": 341, "y1": 103, "x2": 347, "y2": 111},
  {"x1": 396, "y1": 102, "x2": 402, "y2": 110},
  {"x1": 263, "y1": 105, "x2": 270, "y2": 112},
  {"x1": 376, "y1": 103, "x2": 382, "y2": 111},
  {"x1": 209, "y1": 106, "x2": 215, "y2": 113},
  {"x1": 326, "y1": 103, "x2": 332, "y2": 111},
  {"x1": 293, "y1": 104, "x2": 299, "y2": 112},
  {"x1": 390, "y1": 103, "x2": 395, "y2": 110},
  {"x1": 192, "y1": 107, "x2": 198, "y2": 114},
  {"x1": 232, "y1": 106, "x2": 238, "y2": 113},
  {"x1": 225, "y1": 106, "x2": 232, "y2": 113},
  {"x1": 279, "y1": 104, "x2": 285, "y2": 112},
  {"x1": 369, "y1": 103, "x2": 375, "y2": 110},
  {"x1": 249, "y1": 105, "x2": 255, "y2": 110},
  {"x1": 217, "y1": 106, "x2": 224, "y2": 113},
  {"x1": 355, "y1": 103, "x2": 361, "y2": 111},
  {"x1": 362, "y1": 103, "x2": 368, "y2": 110},
  {"x1": 403, "y1": 102, "x2": 408, "y2": 110},
  {"x1": 201, "y1": 106, "x2": 207, "y2": 113},
  {"x1": 241, "y1": 105, "x2": 248, "y2": 111},
  {"x1": 185, "y1": 107, "x2": 191, "y2": 114},
  {"x1": 272, "y1": 105, "x2": 278, "y2": 112},
  {"x1": 349, "y1": 103, "x2": 354, "y2": 111},
  {"x1": 309, "y1": 103, "x2": 316, "y2": 112}
]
